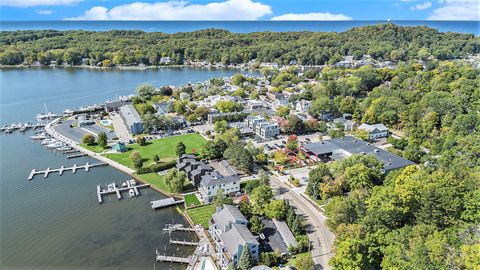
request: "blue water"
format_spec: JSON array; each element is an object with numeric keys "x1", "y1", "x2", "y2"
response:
[{"x1": 1, "y1": 20, "x2": 478, "y2": 35}]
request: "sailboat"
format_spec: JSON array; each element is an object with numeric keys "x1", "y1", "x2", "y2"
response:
[{"x1": 36, "y1": 103, "x2": 60, "y2": 121}]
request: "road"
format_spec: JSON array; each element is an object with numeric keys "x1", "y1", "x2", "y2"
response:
[{"x1": 270, "y1": 174, "x2": 335, "y2": 270}]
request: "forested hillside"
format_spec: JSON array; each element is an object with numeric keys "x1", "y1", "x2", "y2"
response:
[{"x1": 1, "y1": 24, "x2": 479, "y2": 66}]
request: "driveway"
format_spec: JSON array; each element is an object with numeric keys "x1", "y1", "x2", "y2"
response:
[
  {"x1": 270, "y1": 174, "x2": 335, "y2": 270},
  {"x1": 111, "y1": 113, "x2": 131, "y2": 140}
]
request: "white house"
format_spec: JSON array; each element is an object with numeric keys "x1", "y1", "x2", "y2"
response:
[
  {"x1": 358, "y1": 123, "x2": 389, "y2": 140},
  {"x1": 295, "y1": 100, "x2": 311, "y2": 112},
  {"x1": 198, "y1": 172, "x2": 240, "y2": 203}
]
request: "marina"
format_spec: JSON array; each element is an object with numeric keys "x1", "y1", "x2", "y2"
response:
[
  {"x1": 150, "y1": 198, "x2": 184, "y2": 209},
  {"x1": 28, "y1": 162, "x2": 107, "y2": 180},
  {"x1": 96, "y1": 179, "x2": 150, "y2": 203}
]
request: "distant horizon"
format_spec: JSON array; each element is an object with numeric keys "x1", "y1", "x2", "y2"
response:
[{"x1": 1, "y1": 20, "x2": 478, "y2": 35}]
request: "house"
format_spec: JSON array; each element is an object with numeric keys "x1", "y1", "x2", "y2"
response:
[
  {"x1": 179, "y1": 92, "x2": 191, "y2": 101},
  {"x1": 111, "y1": 142, "x2": 127, "y2": 152},
  {"x1": 159, "y1": 57, "x2": 172, "y2": 64},
  {"x1": 295, "y1": 100, "x2": 311, "y2": 112},
  {"x1": 119, "y1": 104, "x2": 144, "y2": 135},
  {"x1": 301, "y1": 136, "x2": 415, "y2": 173},
  {"x1": 358, "y1": 123, "x2": 389, "y2": 140},
  {"x1": 104, "y1": 100, "x2": 129, "y2": 112},
  {"x1": 266, "y1": 92, "x2": 287, "y2": 105},
  {"x1": 209, "y1": 205, "x2": 260, "y2": 268},
  {"x1": 198, "y1": 172, "x2": 240, "y2": 203},
  {"x1": 176, "y1": 154, "x2": 213, "y2": 186},
  {"x1": 154, "y1": 101, "x2": 173, "y2": 114}
]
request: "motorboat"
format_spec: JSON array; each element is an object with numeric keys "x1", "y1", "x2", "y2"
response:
[
  {"x1": 129, "y1": 179, "x2": 136, "y2": 186},
  {"x1": 36, "y1": 103, "x2": 60, "y2": 121},
  {"x1": 46, "y1": 141, "x2": 64, "y2": 149},
  {"x1": 106, "y1": 183, "x2": 116, "y2": 191},
  {"x1": 56, "y1": 146, "x2": 72, "y2": 151},
  {"x1": 121, "y1": 182, "x2": 128, "y2": 188},
  {"x1": 41, "y1": 138, "x2": 56, "y2": 145},
  {"x1": 30, "y1": 133, "x2": 47, "y2": 140},
  {"x1": 128, "y1": 189, "x2": 135, "y2": 198}
]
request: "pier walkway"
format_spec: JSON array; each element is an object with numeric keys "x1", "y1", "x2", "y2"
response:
[
  {"x1": 150, "y1": 198, "x2": 184, "y2": 209},
  {"x1": 170, "y1": 239, "x2": 199, "y2": 246},
  {"x1": 28, "y1": 162, "x2": 107, "y2": 180},
  {"x1": 156, "y1": 255, "x2": 192, "y2": 264},
  {"x1": 96, "y1": 180, "x2": 150, "y2": 203}
]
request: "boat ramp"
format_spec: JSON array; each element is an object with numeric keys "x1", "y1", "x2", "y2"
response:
[
  {"x1": 96, "y1": 180, "x2": 150, "y2": 203},
  {"x1": 150, "y1": 198, "x2": 184, "y2": 209},
  {"x1": 28, "y1": 162, "x2": 107, "y2": 180}
]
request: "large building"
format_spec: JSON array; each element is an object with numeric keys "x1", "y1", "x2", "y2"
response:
[
  {"x1": 209, "y1": 205, "x2": 260, "y2": 268},
  {"x1": 119, "y1": 104, "x2": 144, "y2": 135},
  {"x1": 301, "y1": 136, "x2": 415, "y2": 173},
  {"x1": 245, "y1": 115, "x2": 280, "y2": 139}
]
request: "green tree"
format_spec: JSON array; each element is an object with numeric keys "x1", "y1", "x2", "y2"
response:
[
  {"x1": 214, "y1": 120, "x2": 228, "y2": 134},
  {"x1": 165, "y1": 169, "x2": 186, "y2": 193},
  {"x1": 136, "y1": 136, "x2": 146, "y2": 146},
  {"x1": 81, "y1": 134, "x2": 95, "y2": 146},
  {"x1": 212, "y1": 189, "x2": 233, "y2": 208},
  {"x1": 136, "y1": 83, "x2": 156, "y2": 100},
  {"x1": 176, "y1": 141, "x2": 186, "y2": 157},
  {"x1": 295, "y1": 254, "x2": 314, "y2": 270},
  {"x1": 276, "y1": 106, "x2": 291, "y2": 118},
  {"x1": 153, "y1": 154, "x2": 160, "y2": 163},
  {"x1": 237, "y1": 246, "x2": 255, "y2": 270},
  {"x1": 249, "y1": 215, "x2": 264, "y2": 235},
  {"x1": 251, "y1": 185, "x2": 273, "y2": 215},
  {"x1": 265, "y1": 199, "x2": 287, "y2": 220},
  {"x1": 97, "y1": 132, "x2": 107, "y2": 148}
]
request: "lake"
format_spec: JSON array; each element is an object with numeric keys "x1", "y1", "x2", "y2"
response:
[{"x1": 0, "y1": 67, "x2": 255, "y2": 269}]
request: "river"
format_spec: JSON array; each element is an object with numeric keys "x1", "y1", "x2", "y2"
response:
[{"x1": 0, "y1": 67, "x2": 255, "y2": 269}]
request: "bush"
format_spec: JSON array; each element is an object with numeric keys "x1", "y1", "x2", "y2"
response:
[
  {"x1": 136, "y1": 160, "x2": 176, "y2": 174},
  {"x1": 81, "y1": 134, "x2": 95, "y2": 146}
]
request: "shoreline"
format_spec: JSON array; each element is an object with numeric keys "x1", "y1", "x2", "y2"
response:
[
  {"x1": 44, "y1": 117, "x2": 181, "y2": 199},
  {"x1": 0, "y1": 63, "x2": 257, "y2": 71}
]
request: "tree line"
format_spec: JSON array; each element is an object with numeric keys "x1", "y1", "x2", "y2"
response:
[{"x1": 1, "y1": 24, "x2": 479, "y2": 66}]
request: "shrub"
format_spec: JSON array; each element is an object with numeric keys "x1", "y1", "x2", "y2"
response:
[{"x1": 136, "y1": 160, "x2": 176, "y2": 174}]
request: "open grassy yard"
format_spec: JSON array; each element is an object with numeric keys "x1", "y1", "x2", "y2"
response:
[
  {"x1": 134, "y1": 172, "x2": 171, "y2": 193},
  {"x1": 186, "y1": 205, "x2": 216, "y2": 229},
  {"x1": 104, "y1": 133, "x2": 206, "y2": 169},
  {"x1": 184, "y1": 193, "x2": 201, "y2": 207},
  {"x1": 80, "y1": 143, "x2": 107, "y2": 153}
]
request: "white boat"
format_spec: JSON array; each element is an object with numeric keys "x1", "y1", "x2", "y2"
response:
[
  {"x1": 121, "y1": 182, "x2": 128, "y2": 188},
  {"x1": 57, "y1": 146, "x2": 72, "y2": 151},
  {"x1": 128, "y1": 189, "x2": 135, "y2": 198},
  {"x1": 129, "y1": 179, "x2": 136, "y2": 186},
  {"x1": 107, "y1": 183, "x2": 116, "y2": 191},
  {"x1": 41, "y1": 138, "x2": 56, "y2": 145},
  {"x1": 30, "y1": 133, "x2": 47, "y2": 140},
  {"x1": 46, "y1": 141, "x2": 64, "y2": 149},
  {"x1": 36, "y1": 103, "x2": 60, "y2": 120}
]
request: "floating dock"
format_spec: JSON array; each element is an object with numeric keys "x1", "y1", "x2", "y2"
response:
[
  {"x1": 150, "y1": 198, "x2": 184, "y2": 209},
  {"x1": 67, "y1": 153, "x2": 88, "y2": 159},
  {"x1": 163, "y1": 224, "x2": 195, "y2": 233},
  {"x1": 96, "y1": 180, "x2": 150, "y2": 203},
  {"x1": 170, "y1": 239, "x2": 199, "y2": 246},
  {"x1": 156, "y1": 255, "x2": 192, "y2": 264},
  {"x1": 28, "y1": 162, "x2": 107, "y2": 180}
]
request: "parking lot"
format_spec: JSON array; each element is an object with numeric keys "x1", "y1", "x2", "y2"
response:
[{"x1": 53, "y1": 120, "x2": 116, "y2": 143}]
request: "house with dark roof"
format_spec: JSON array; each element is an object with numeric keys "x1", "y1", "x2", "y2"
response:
[
  {"x1": 176, "y1": 154, "x2": 213, "y2": 186},
  {"x1": 301, "y1": 136, "x2": 415, "y2": 173},
  {"x1": 209, "y1": 205, "x2": 259, "y2": 268}
]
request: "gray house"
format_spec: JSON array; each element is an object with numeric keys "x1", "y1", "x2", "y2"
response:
[
  {"x1": 119, "y1": 104, "x2": 143, "y2": 135},
  {"x1": 209, "y1": 205, "x2": 259, "y2": 268}
]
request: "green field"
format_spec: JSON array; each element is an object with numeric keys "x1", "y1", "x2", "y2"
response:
[
  {"x1": 186, "y1": 205, "x2": 216, "y2": 229},
  {"x1": 134, "y1": 172, "x2": 171, "y2": 193},
  {"x1": 184, "y1": 193, "x2": 201, "y2": 207},
  {"x1": 104, "y1": 133, "x2": 206, "y2": 169}
]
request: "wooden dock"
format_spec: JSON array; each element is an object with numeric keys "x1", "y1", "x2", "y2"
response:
[
  {"x1": 67, "y1": 153, "x2": 88, "y2": 159},
  {"x1": 163, "y1": 224, "x2": 195, "y2": 233},
  {"x1": 169, "y1": 239, "x2": 199, "y2": 246},
  {"x1": 150, "y1": 198, "x2": 184, "y2": 209},
  {"x1": 96, "y1": 180, "x2": 150, "y2": 203},
  {"x1": 156, "y1": 255, "x2": 191, "y2": 264},
  {"x1": 28, "y1": 162, "x2": 107, "y2": 180}
]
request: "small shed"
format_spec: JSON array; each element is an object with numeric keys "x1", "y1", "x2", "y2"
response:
[{"x1": 112, "y1": 142, "x2": 126, "y2": 153}]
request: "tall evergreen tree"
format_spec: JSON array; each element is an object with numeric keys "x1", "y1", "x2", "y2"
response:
[{"x1": 237, "y1": 246, "x2": 254, "y2": 270}]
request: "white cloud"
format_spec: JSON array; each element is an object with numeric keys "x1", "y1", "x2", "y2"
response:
[
  {"x1": 36, "y1": 9, "x2": 53, "y2": 15},
  {"x1": 271, "y1": 12, "x2": 352, "y2": 21},
  {"x1": 428, "y1": 0, "x2": 480, "y2": 20},
  {"x1": 0, "y1": 0, "x2": 80, "y2": 7},
  {"x1": 68, "y1": 0, "x2": 272, "y2": 20},
  {"x1": 410, "y1": 1, "x2": 431, "y2": 10}
]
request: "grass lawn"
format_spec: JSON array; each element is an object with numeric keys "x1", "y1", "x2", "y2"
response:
[
  {"x1": 134, "y1": 172, "x2": 171, "y2": 193},
  {"x1": 184, "y1": 193, "x2": 201, "y2": 207},
  {"x1": 104, "y1": 133, "x2": 206, "y2": 169},
  {"x1": 186, "y1": 205, "x2": 216, "y2": 229},
  {"x1": 80, "y1": 143, "x2": 107, "y2": 153},
  {"x1": 273, "y1": 252, "x2": 310, "y2": 269}
]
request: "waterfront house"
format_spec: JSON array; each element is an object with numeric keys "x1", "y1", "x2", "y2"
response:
[
  {"x1": 119, "y1": 104, "x2": 144, "y2": 135},
  {"x1": 358, "y1": 123, "x2": 389, "y2": 140},
  {"x1": 104, "y1": 100, "x2": 130, "y2": 112},
  {"x1": 198, "y1": 172, "x2": 240, "y2": 203},
  {"x1": 209, "y1": 205, "x2": 260, "y2": 268}
]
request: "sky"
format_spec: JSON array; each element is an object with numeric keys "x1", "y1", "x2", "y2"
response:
[{"x1": 0, "y1": 0, "x2": 479, "y2": 21}]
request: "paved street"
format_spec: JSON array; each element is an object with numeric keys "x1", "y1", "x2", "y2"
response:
[{"x1": 270, "y1": 174, "x2": 335, "y2": 270}]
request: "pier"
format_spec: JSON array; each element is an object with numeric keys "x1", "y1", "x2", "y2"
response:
[
  {"x1": 96, "y1": 180, "x2": 150, "y2": 203},
  {"x1": 163, "y1": 224, "x2": 196, "y2": 233},
  {"x1": 156, "y1": 255, "x2": 192, "y2": 264},
  {"x1": 28, "y1": 162, "x2": 107, "y2": 180},
  {"x1": 67, "y1": 153, "x2": 88, "y2": 159},
  {"x1": 150, "y1": 198, "x2": 184, "y2": 209},
  {"x1": 169, "y1": 239, "x2": 199, "y2": 246}
]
